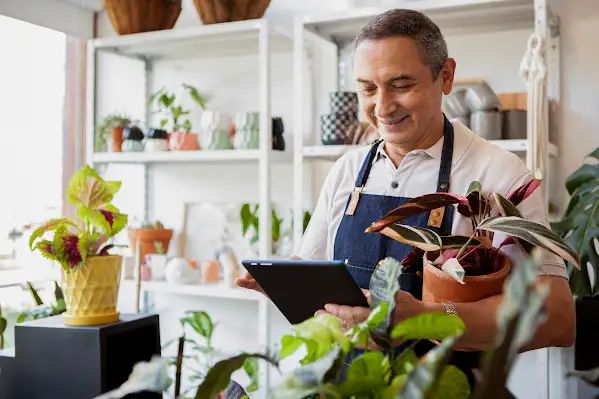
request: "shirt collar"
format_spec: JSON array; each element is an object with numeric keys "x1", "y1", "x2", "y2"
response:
[{"x1": 374, "y1": 120, "x2": 471, "y2": 166}]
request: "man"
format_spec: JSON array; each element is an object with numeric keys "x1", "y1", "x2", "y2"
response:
[{"x1": 236, "y1": 8, "x2": 575, "y2": 386}]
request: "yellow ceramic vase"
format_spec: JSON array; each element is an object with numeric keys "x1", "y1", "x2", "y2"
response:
[{"x1": 60, "y1": 255, "x2": 123, "y2": 326}]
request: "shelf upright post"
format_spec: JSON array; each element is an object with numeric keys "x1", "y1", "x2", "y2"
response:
[
  {"x1": 293, "y1": 16, "x2": 305, "y2": 255},
  {"x1": 257, "y1": 19, "x2": 272, "y2": 396},
  {"x1": 85, "y1": 40, "x2": 96, "y2": 168}
]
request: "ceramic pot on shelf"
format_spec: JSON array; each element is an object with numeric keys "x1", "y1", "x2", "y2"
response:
[
  {"x1": 111, "y1": 127, "x2": 125, "y2": 152},
  {"x1": 164, "y1": 258, "x2": 200, "y2": 285},
  {"x1": 121, "y1": 125, "x2": 145, "y2": 152},
  {"x1": 145, "y1": 128, "x2": 169, "y2": 151},
  {"x1": 168, "y1": 131, "x2": 200, "y2": 151},
  {"x1": 199, "y1": 110, "x2": 233, "y2": 150}
]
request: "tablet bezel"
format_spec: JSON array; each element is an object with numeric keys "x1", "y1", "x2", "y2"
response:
[{"x1": 241, "y1": 259, "x2": 369, "y2": 325}]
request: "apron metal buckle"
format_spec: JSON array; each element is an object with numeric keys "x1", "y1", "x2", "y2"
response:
[{"x1": 427, "y1": 207, "x2": 445, "y2": 228}]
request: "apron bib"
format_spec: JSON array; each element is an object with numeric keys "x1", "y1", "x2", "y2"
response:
[{"x1": 333, "y1": 115, "x2": 480, "y2": 387}]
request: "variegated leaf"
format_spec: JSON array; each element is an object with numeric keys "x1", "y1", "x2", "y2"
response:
[
  {"x1": 493, "y1": 193, "x2": 523, "y2": 218},
  {"x1": 369, "y1": 257, "x2": 403, "y2": 348},
  {"x1": 378, "y1": 225, "x2": 442, "y2": 251},
  {"x1": 457, "y1": 181, "x2": 486, "y2": 219},
  {"x1": 366, "y1": 193, "x2": 468, "y2": 233},
  {"x1": 477, "y1": 216, "x2": 581, "y2": 269},
  {"x1": 441, "y1": 257, "x2": 465, "y2": 284},
  {"x1": 507, "y1": 178, "x2": 542, "y2": 206}
]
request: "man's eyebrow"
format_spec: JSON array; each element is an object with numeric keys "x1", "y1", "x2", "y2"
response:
[{"x1": 356, "y1": 74, "x2": 415, "y2": 84}]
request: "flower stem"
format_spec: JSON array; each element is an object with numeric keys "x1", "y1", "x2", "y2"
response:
[{"x1": 456, "y1": 232, "x2": 476, "y2": 260}]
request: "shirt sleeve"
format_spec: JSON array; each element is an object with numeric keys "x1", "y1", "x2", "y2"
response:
[
  {"x1": 493, "y1": 172, "x2": 569, "y2": 279},
  {"x1": 296, "y1": 165, "x2": 338, "y2": 261}
]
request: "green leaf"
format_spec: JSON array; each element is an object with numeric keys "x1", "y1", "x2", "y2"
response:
[
  {"x1": 27, "y1": 282, "x2": 44, "y2": 306},
  {"x1": 337, "y1": 351, "x2": 390, "y2": 396},
  {"x1": 349, "y1": 302, "x2": 389, "y2": 347},
  {"x1": 457, "y1": 180, "x2": 486, "y2": 219},
  {"x1": 183, "y1": 83, "x2": 207, "y2": 110},
  {"x1": 477, "y1": 216, "x2": 581, "y2": 269},
  {"x1": 66, "y1": 165, "x2": 115, "y2": 209},
  {"x1": 493, "y1": 193, "x2": 523, "y2": 218},
  {"x1": 392, "y1": 347, "x2": 419, "y2": 376},
  {"x1": 78, "y1": 207, "x2": 111, "y2": 234},
  {"x1": 431, "y1": 365, "x2": 471, "y2": 399},
  {"x1": 565, "y1": 163, "x2": 599, "y2": 195},
  {"x1": 280, "y1": 314, "x2": 350, "y2": 363},
  {"x1": 391, "y1": 313, "x2": 466, "y2": 341},
  {"x1": 181, "y1": 311, "x2": 214, "y2": 342},
  {"x1": 242, "y1": 357, "x2": 260, "y2": 392},
  {"x1": 193, "y1": 353, "x2": 276, "y2": 399},
  {"x1": 29, "y1": 218, "x2": 78, "y2": 250},
  {"x1": 378, "y1": 224, "x2": 442, "y2": 252},
  {"x1": 34, "y1": 240, "x2": 58, "y2": 262},
  {"x1": 77, "y1": 233, "x2": 89, "y2": 263},
  {"x1": 369, "y1": 257, "x2": 403, "y2": 347},
  {"x1": 366, "y1": 193, "x2": 469, "y2": 233}
]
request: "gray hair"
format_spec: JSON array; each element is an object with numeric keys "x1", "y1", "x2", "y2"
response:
[{"x1": 353, "y1": 9, "x2": 448, "y2": 79}]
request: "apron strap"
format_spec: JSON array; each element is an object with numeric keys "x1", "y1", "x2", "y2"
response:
[
  {"x1": 354, "y1": 138, "x2": 383, "y2": 188},
  {"x1": 436, "y1": 115, "x2": 454, "y2": 193}
]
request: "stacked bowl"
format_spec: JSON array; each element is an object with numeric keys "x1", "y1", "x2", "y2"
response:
[{"x1": 320, "y1": 91, "x2": 360, "y2": 145}]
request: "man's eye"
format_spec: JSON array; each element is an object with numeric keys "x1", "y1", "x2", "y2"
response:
[
  {"x1": 360, "y1": 87, "x2": 376, "y2": 95},
  {"x1": 392, "y1": 85, "x2": 413, "y2": 90}
]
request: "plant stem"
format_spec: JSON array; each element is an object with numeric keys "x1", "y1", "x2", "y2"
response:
[
  {"x1": 175, "y1": 334, "x2": 185, "y2": 399},
  {"x1": 456, "y1": 232, "x2": 476, "y2": 260}
]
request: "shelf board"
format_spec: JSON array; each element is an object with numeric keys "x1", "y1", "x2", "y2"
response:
[
  {"x1": 120, "y1": 279, "x2": 263, "y2": 302},
  {"x1": 302, "y1": 0, "x2": 534, "y2": 43},
  {"x1": 302, "y1": 140, "x2": 558, "y2": 161},
  {"x1": 92, "y1": 19, "x2": 293, "y2": 60},
  {"x1": 92, "y1": 149, "x2": 291, "y2": 164}
]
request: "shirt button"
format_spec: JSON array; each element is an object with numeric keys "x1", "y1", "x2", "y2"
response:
[{"x1": 391, "y1": 181, "x2": 399, "y2": 189}]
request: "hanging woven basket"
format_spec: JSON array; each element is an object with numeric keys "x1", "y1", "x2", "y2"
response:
[
  {"x1": 105, "y1": 0, "x2": 183, "y2": 35},
  {"x1": 192, "y1": 0, "x2": 271, "y2": 25}
]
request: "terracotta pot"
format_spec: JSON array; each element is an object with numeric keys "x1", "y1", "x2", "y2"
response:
[
  {"x1": 111, "y1": 127, "x2": 124, "y2": 152},
  {"x1": 105, "y1": 0, "x2": 182, "y2": 35},
  {"x1": 61, "y1": 255, "x2": 123, "y2": 326},
  {"x1": 128, "y1": 228, "x2": 174, "y2": 265},
  {"x1": 422, "y1": 250, "x2": 511, "y2": 304}
]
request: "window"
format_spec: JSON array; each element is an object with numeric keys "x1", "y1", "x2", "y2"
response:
[{"x1": 0, "y1": 15, "x2": 66, "y2": 264}]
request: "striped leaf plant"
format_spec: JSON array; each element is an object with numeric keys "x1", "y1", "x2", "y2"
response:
[{"x1": 365, "y1": 179, "x2": 581, "y2": 282}]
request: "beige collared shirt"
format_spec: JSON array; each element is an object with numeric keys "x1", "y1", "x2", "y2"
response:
[{"x1": 298, "y1": 121, "x2": 567, "y2": 279}]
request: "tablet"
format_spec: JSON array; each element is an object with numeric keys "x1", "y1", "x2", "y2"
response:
[{"x1": 241, "y1": 259, "x2": 369, "y2": 325}]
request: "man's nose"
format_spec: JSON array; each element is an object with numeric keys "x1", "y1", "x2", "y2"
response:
[{"x1": 374, "y1": 89, "x2": 396, "y2": 119}]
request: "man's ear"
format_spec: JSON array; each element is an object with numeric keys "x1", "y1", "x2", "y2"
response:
[{"x1": 441, "y1": 58, "x2": 457, "y2": 96}]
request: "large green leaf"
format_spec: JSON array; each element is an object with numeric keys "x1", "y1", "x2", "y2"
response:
[
  {"x1": 369, "y1": 257, "x2": 403, "y2": 347},
  {"x1": 29, "y1": 218, "x2": 79, "y2": 250},
  {"x1": 181, "y1": 311, "x2": 214, "y2": 343},
  {"x1": 279, "y1": 314, "x2": 350, "y2": 364},
  {"x1": 565, "y1": 162, "x2": 599, "y2": 195},
  {"x1": 348, "y1": 302, "x2": 390, "y2": 347},
  {"x1": 477, "y1": 216, "x2": 581, "y2": 269},
  {"x1": 337, "y1": 351, "x2": 390, "y2": 396},
  {"x1": 366, "y1": 193, "x2": 468, "y2": 233},
  {"x1": 432, "y1": 365, "x2": 472, "y2": 399},
  {"x1": 193, "y1": 353, "x2": 277, "y2": 399},
  {"x1": 66, "y1": 165, "x2": 117, "y2": 209},
  {"x1": 390, "y1": 313, "x2": 466, "y2": 341}
]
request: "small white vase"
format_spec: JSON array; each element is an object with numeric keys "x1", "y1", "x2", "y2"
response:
[{"x1": 164, "y1": 258, "x2": 200, "y2": 285}]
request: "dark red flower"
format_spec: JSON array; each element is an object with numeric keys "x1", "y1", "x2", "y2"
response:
[
  {"x1": 100, "y1": 210, "x2": 115, "y2": 227},
  {"x1": 63, "y1": 234, "x2": 82, "y2": 269}
]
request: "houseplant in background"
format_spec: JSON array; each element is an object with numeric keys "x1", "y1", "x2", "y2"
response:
[
  {"x1": 29, "y1": 165, "x2": 128, "y2": 326},
  {"x1": 95, "y1": 113, "x2": 132, "y2": 152},
  {"x1": 552, "y1": 146, "x2": 599, "y2": 379},
  {"x1": 128, "y1": 220, "x2": 174, "y2": 264},
  {"x1": 16, "y1": 281, "x2": 66, "y2": 323},
  {"x1": 366, "y1": 178, "x2": 580, "y2": 304},
  {"x1": 148, "y1": 83, "x2": 207, "y2": 151},
  {"x1": 193, "y1": 0, "x2": 272, "y2": 25}
]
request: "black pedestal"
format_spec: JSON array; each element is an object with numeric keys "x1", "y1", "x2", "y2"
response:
[
  {"x1": 14, "y1": 313, "x2": 161, "y2": 399},
  {"x1": 0, "y1": 347, "x2": 16, "y2": 398},
  {"x1": 575, "y1": 297, "x2": 599, "y2": 376}
]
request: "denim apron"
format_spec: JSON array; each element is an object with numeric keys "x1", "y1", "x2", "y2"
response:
[{"x1": 333, "y1": 116, "x2": 480, "y2": 387}]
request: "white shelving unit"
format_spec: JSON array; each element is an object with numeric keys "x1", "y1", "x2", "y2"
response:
[
  {"x1": 292, "y1": 1, "x2": 566, "y2": 399},
  {"x1": 85, "y1": 18, "x2": 293, "y2": 396}
]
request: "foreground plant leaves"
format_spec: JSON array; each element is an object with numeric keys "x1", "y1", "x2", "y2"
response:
[
  {"x1": 336, "y1": 351, "x2": 391, "y2": 396},
  {"x1": 390, "y1": 313, "x2": 466, "y2": 341},
  {"x1": 193, "y1": 353, "x2": 277, "y2": 399},
  {"x1": 369, "y1": 257, "x2": 404, "y2": 348}
]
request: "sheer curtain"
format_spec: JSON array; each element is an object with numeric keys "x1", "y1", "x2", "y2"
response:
[{"x1": 0, "y1": 15, "x2": 66, "y2": 263}]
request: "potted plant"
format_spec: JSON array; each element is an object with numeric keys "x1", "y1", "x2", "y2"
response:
[
  {"x1": 16, "y1": 281, "x2": 66, "y2": 323},
  {"x1": 552, "y1": 146, "x2": 599, "y2": 378},
  {"x1": 95, "y1": 113, "x2": 132, "y2": 153},
  {"x1": 128, "y1": 221, "x2": 174, "y2": 266},
  {"x1": 96, "y1": 251, "x2": 549, "y2": 399},
  {"x1": 365, "y1": 179, "x2": 581, "y2": 304},
  {"x1": 148, "y1": 83, "x2": 206, "y2": 151},
  {"x1": 29, "y1": 165, "x2": 128, "y2": 326}
]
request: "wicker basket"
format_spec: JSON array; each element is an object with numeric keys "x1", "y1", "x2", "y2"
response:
[
  {"x1": 193, "y1": 0, "x2": 271, "y2": 25},
  {"x1": 105, "y1": 0, "x2": 182, "y2": 35}
]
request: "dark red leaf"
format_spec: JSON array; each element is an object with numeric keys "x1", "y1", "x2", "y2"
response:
[
  {"x1": 98, "y1": 244, "x2": 114, "y2": 256},
  {"x1": 100, "y1": 210, "x2": 115, "y2": 227},
  {"x1": 366, "y1": 193, "x2": 468, "y2": 233},
  {"x1": 63, "y1": 234, "x2": 82, "y2": 269},
  {"x1": 507, "y1": 179, "x2": 541, "y2": 207},
  {"x1": 400, "y1": 247, "x2": 425, "y2": 271},
  {"x1": 457, "y1": 191, "x2": 487, "y2": 218}
]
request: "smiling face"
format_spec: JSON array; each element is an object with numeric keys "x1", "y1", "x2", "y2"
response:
[{"x1": 354, "y1": 36, "x2": 456, "y2": 147}]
